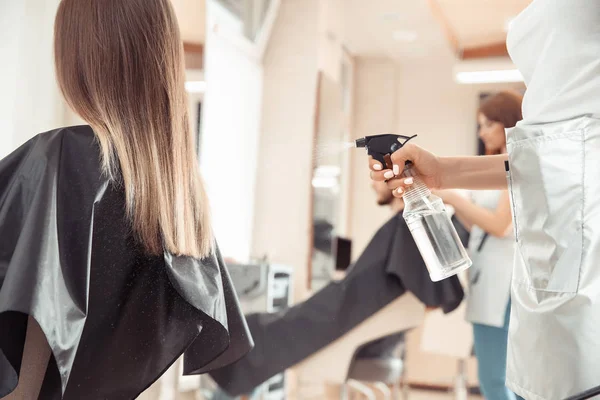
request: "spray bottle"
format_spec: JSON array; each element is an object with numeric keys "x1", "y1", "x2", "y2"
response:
[{"x1": 355, "y1": 134, "x2": 472, "y2": 281}]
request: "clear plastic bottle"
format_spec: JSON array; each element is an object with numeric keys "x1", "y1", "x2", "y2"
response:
[{"x1": 401, "y1": 163, "x2": 472, "y2": 281}]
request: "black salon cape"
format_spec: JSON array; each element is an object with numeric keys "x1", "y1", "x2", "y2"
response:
[
  {"x1": 209, "y1": 213, "x2": 465, "y2": 396},
  {"x1": 0, "y1": 126, "x2": 253, "y2": 399}
]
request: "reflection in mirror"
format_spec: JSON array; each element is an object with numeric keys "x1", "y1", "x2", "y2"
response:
[{"x1": 310, "y1": 56, "x2": 354, "y2": 292}]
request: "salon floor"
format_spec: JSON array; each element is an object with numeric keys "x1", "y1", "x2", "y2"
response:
[
  {"x1": 139, "y1": 389, "x2": 482, "y2": 400},
  {"x1": 408, "y1": 390, "x2": 482, "y2": 400},
  {"x1": 321, "y1": 389, "x2": 483, "y2": 400}
]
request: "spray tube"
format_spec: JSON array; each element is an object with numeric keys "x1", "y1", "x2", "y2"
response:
[{"x1": 355, "y1": 134, "x2": 472, "y2": 281}]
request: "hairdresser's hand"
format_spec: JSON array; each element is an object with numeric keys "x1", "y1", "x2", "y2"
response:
[{"x1": 369, "y1": 143, "x2": 442, "y2": 197}]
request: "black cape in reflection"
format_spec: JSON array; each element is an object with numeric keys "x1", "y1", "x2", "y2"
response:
[
  {"x1": 209, "y1": 213, "x2": 465, "y2": 396},
  {"x1": 0, "y1": 126, "x2": 253, "y2": 399}
]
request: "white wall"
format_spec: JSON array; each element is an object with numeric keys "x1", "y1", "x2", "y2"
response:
[
  {"x1": 0, "y1": 1, "x2": 23, "y2": 158},
  {"x1": 317, "y1": 0, "x2": 343, "y2": 83},
  {"x1": 200, "y1": 0, "x2": 263, "y2": 261},
  {"x1": 348, "y1": 58, "x2": 401, "y2": 259},
  {"x1": 251, "y1": 0, "x2": 320, "y2": 300},
  {"x1": 0, "y1": 0, "x2": 64, "y2": 158},
  {"x1": 396, "y1": 60, "x2": 480, "y2": 157}
]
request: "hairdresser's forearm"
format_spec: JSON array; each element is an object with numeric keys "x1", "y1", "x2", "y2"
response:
[
  {"x1": 452, "y1": 210, "x2": 473, "y2": 232},
  {"x1": 449, "y1": 195, "x2": 511, "y2": 237},
  {"x1": 438, "y1": 154, "x2": 508, "y2": 190}
]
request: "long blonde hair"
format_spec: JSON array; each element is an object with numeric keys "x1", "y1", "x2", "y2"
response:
[{"x1": 54, "y1": 0, "x2": 213, "y2": 258}]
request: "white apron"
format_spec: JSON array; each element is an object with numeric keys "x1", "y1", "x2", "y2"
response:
[{"x1": 505, "y1": 116, "x2": 600, "y2": 400}]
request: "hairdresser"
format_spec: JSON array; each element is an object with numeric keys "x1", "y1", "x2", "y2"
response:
[
  {"x1": 369, "y1": 1, "x2": 600, "y2": 399},
  {"x1": 435, "y1": 91, "x2": 522, "y2": 400}
]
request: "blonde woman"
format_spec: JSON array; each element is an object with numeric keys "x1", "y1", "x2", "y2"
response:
[{"x1": 0, "y1": 0, "x2": 251, "y2": 398}]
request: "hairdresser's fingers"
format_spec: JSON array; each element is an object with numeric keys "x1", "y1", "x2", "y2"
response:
[
  {"x1": 369, "y1": 157, "x2": 391, "y2": 181},
  {"x1": 393, "y1": 186, "x2": 407, "y2": 198},
  {"x1": 389, "y1": 143, "x2": 417, "y2": 170},
  {"x1": 386, "y1": 177, "x2": 415, "y2": 189},
  {"x1": 386, "y1": 177, "x2": 414, "y2": 195},
  {"x1": 385, "y1": 178, "x2": 401, "y2": 190},
  {"x1": 369, "y1": 157, "x2": 384, "y2": 172},
  {"x1": 370, "y1": 169, "x2": 394, "y2": 181}
]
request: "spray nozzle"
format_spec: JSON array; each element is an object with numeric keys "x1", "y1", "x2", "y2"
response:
[{"x1": 355, "y1": 134, "x2": 417, "y2": 169}]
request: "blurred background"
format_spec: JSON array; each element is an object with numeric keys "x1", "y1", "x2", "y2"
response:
[{"x1": 0, "y1": 0, "x2": 530, "y2": 399}]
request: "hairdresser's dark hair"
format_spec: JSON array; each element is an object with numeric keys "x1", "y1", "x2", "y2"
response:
[
  {"x1": 478, "y1": 91, "x2": 523, "y2": 155},
  {"x1": 479, "y1": 91, "x2": 523, "y2": 129}
]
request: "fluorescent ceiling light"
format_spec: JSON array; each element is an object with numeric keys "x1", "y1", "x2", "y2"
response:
[
  {"x1": 455, "y1": 69, "x2": 524, "y2": 84},
  {"x1": 185, "y1": 80, "x2": 206, "y2": 93}
]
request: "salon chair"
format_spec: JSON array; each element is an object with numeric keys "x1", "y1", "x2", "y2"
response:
[
  {"x1": 419, "y1": 303, "x2": 474, "y2": 400},
  {"x1": 294, "y1": 293, "x2": 425, "y2": 400},
  {"x1": 343, "y1": 337, "x2": 406, "y2": 400}
]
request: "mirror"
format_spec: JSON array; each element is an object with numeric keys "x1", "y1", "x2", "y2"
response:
[{"x1": 309, "y1": 55, "x2": 354, "y2": 292}]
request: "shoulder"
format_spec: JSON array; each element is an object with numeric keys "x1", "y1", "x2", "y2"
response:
[
  {"x1": 377, "y1": 213, "x2": 403, "y2": 233},
  {"x1": 35, "y1": 125, "x2": 96, "y2": 155},
  {"x1": 10, "y1": 125, "x2": 103, "y2": 187},
  {"x1": 0, "y1": 125, "x2": 106, "y2": 220},
  {"x1": 31, "y1": 125, "x2": 99, "y2": 166},
  {"x1": 369, "y1": 213, "x2": 406, "y2": 245}
]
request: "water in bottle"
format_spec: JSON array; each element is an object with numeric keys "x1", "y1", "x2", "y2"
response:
[{"x1": 401, "y1": 163, "x2": 472, "y2": 281}]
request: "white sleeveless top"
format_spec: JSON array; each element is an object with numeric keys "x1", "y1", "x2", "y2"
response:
[
  {"x1": 507, "y1": 0, "x2": 600, "y2": 125},
  {"x1": 465, "y1": 191, "x2": 513, "y2": 328}
]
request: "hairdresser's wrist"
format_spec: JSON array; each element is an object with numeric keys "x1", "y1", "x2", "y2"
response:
[
  {"x1": 437, "y1": 157, "x2": 457, "y2": 190},
  {"x1": 437, "y1": 156, "x2": 486, "y2": 190},
  {"x1": 436, "y1": 154, "x2": 508, "y2": 190}
]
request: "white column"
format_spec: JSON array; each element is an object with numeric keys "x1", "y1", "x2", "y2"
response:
[
  {"x1": 200, "y1": 0, "x2": 263, "y2": 261},
  {"x1": 0, "y1": 0, "x2": 66, "y2": 158},
  {"x1": 0, "y1": 1, "x2": 25, "y2": 158},
  {"x1": 251, "y1": 0, "x2": 321, "y2": 301}
]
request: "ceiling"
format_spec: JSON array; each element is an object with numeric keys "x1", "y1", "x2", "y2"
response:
[
  {"x1": 168, "y1": 0, "x2": 533, "y2": 66},
  {"x1": 339, "y1": 0, "x2": 532, "y2": 61},
  {"x1": 436, "y1": 0, "x2": 531, "y2": 49},
  {"x1": 340, "y1": 0, "x2": 448, "y2": 60}
]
